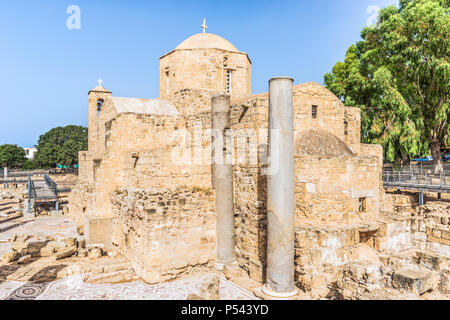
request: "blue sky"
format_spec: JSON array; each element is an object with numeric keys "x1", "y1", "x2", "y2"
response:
[{"x1": 0, "y1": 0, "x2": 397, "y2": 148}]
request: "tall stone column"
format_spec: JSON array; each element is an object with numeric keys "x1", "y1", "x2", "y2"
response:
[
  {"x1": 262, "y1": 77, "x2": 297, "y2": 297},
  {"x1": 211, "y1": 94, "x2": 235, "y2": 269}
]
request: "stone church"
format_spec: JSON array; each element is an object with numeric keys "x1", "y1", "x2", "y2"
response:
[{"x1": 69, "y1": 26, "x2": 385, "y2": 298}]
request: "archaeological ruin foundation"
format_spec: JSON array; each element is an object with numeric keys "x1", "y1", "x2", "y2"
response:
[{"x1": 66, "y1": 31, "x2": 450, "y2": 299}]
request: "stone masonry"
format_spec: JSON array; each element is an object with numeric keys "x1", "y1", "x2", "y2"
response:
[{"x1": 68, "y1": 30, "x2": 450, "y2": 299}]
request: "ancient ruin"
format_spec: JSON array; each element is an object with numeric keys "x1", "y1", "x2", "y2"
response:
[{"x1": 1, "y1": 29, "x2": 449, "y2": 300}]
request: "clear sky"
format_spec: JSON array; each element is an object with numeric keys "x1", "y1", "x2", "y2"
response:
[{"x1": 0, "y1": 0, "x2": 397, "y2": 148}]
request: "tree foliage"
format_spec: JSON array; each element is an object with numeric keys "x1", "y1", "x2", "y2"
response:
[
  {"x1": 324, "y1": 0, "x2": 449, "y2": 172},
  {"x1": 34, "y1": 125, "x2": 88, "y2": 168},
  {"x1": 0, "y1": 144, "x2": 26, "y2": 168}
]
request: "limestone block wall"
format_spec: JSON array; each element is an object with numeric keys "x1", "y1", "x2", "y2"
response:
[
  {"x1": 71, "y1": 103, "x2": 219, "y2": 283},
  {"x1": 228, "y1": 88, "x2": 383, "y2": 284},
  {"x1": 229, "y1": 96, "x2": 269, "y2": 282},
  {"x1": 294, "y1": 155, "x2": 381, "y2": 222},
  {"x1": 230, "y1": 83, "x2": 365, "y2": 155},
  {"x1": 381, "y1": 192, "x2": 450, "y2": 255},
  {"x1": 160, "y1": 49, "x2": 251, "y2": 101},
  {"x1": 292, "y1": 82, "x2": 346, "y2": 144},
  {"x1": 77, "y1": 151, "x2": 93, "y2": 182},
  {"x1": 89, "y1": 113, "x2": 181, "y2": 217},
  {"x1": 120, "y1": 150, "x2": 211, "y2": 190},
  {"x1": 169, "y1": 89, "x2": 219, "y2": 115},
  {"x1": 344, "y1": 107, "x2": 361, "y2": 154},
  {"x1": 93, "y1": 98, "x2": 119, "y2": 159},
  {"x1": 67, "y1": 180, "x2": 94, "y2": 227},
  {"x1": 372, "y1": 218, "x2": 414, "y2": 252},
  {"x1": 88, "y1": 89, "x2": 112, "y2": 155},
  {"x1": 294, "y1": 224, "x2": 368, "y2": 297},
  {"x1": 111, "y1": 186, "x2": 216, "y2": 284},
  {"x1": 69, "y1": 151, "x2": 94, "y2": 226}
]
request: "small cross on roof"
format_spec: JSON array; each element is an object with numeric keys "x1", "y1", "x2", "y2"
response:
[{"x1": 201, "y1": 18, "x2": 207, "y2": 33}]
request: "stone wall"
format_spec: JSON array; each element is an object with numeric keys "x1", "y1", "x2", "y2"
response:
[
  {"x1": 70, "y1": 101, "x2": 216, "y2": 283},
  {"x1": 70, "y1": 76, "x2": 391, "y2": 292},
  {"x1": 168, "y1": 89, "x2": 219, "y2": 115},
  {"x1": 111, "y1": 186, "x2": 216, "y2": 284},
  {"x1": 291, "y1": 193, "x2": 450, "y2": 299},
  {"x1": 67, "y1": 181, "x2": 93, "y2": 227},
  {"x1": 294, "y1": 155, "x2": 381, "y2": 222},
  {"x1": 228, "y1": 84, "x2": 384, "y2": 285},
  {"x1": 159, "y1": 48, "x2": 251, "y2": 101}
]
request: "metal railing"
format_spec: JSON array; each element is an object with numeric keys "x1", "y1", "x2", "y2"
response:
[
  {"x1": 9, "y1": 169, "x2": 52, "y2": 176},
  {"x1": 25, "y1": 174, "x2": 61, "y2": 213},
  {"x1": 383, "y1": 170, "x2": 450, "y2": 193},
  {"x1": 44, "y1": 174, "x2": 57, "y2": 191},
  {"x1": 383, "y1": 162, "x2": 450, "y2": 174}
]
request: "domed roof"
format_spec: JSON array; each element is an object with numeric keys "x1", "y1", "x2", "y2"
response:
[
  {"x1": 295, "y1": 129, "x2": 353, "y2": 157},
  {"x1": 175, "y1": 33, "x2": 239, "y2": 52}
]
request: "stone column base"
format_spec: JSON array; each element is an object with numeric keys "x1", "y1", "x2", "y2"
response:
[{"x1": 253, "y1": 285, "x2": 299, "y2": 300}]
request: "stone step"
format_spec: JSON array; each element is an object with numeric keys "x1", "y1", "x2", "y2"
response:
[
  {"x1": 0, "y1": 213, "x2": 22, "y2": 224},
  {"x1": 392, "y1": 266, "x2": 435, "y2": 295},
  {"x1": 413, "y1": 250, "x2": 450, "y2": 271}
]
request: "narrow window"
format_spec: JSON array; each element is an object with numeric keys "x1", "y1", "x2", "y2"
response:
[
  {"x1": 312, "y1": 105, "x2": 318, "y2": 119},
  {"x1": 97, "y1": 99, "x2": 104, "y2": 117},
  {"x1": 359, "y1": 198, "x2": 367, "y2": 212},
  {"x1": 226, "y1": 70, "x2": 232, "y2": 94},
  {"x1": 344, "y1": 120, "x2": 349, "y2": 136},
  {"x1": 165, "y1": 71, "x2": 170, "y2": 95}
]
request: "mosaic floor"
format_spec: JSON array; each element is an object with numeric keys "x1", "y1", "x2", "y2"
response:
[
  {"x1": 0, "y1": 215, "x2": 257, "y2": 300},
  {"x1": 0, "y1": 273, "x2": 257, "y2": 300}
]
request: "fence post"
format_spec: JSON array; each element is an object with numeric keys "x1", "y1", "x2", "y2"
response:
[{"x1": 419, "y1": 191, "x2": 424, "y2": 206}]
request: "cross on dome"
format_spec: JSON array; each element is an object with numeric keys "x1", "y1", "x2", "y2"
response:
[
  {"x1": 201, "y1": 18, "x2": 207, "y2": 33},
  {"x1": 97, "y1": 78, "x2": 103, "y2": 87}
]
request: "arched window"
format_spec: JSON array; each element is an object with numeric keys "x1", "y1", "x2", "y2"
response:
[{"x1": 97, "y1": 99, "x2": 104, "y2": 116}]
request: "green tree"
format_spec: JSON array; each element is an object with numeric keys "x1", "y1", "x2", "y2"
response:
[
  {"x1": 325, "y1": 0, "x2": 449, "y2": 173},
  {"x1": 0, "y1": 144, "x2": 26, "y2": 168},
  {"x1": 34, "y1": 125, "x2": 88, "y2": 168},
  {"x1": 22, "y1": 158, "x2": 39, "y2": 170}
]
